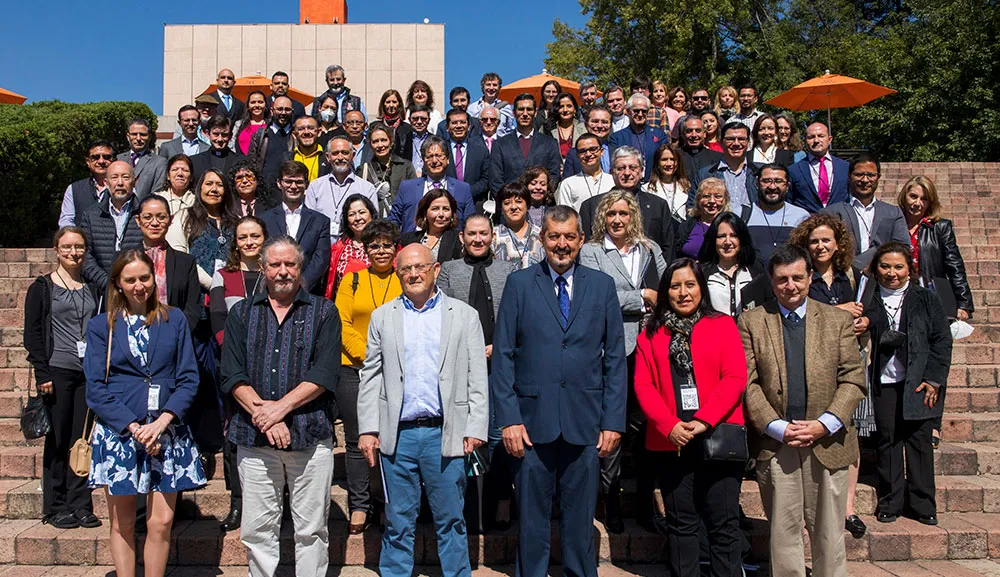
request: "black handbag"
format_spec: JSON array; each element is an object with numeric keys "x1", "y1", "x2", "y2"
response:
[
  {"x1": 20, "y1": 387, "x2": 51, "y2": 440},
  {"x1": 701, "y1": 423, "x2": 749, "y2": 462}
]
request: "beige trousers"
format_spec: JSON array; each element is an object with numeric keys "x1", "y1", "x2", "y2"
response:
[
  {"x1": 756, "y1": 445, "x2": 848, "y2": 577},
  {"x1": 238, "y1": 438, "x2": 335, "y2": 577}
]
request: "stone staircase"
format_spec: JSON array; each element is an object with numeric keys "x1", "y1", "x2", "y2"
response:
[{"x1": 0, "y1": 162, "x2": 998, "y2": 576}]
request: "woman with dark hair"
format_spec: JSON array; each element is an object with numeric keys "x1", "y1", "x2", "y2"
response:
[
  {"x1": 667, "y1": 86, "x2": 690, "y2": 116},
  {"x1": 492, "y1": 183, "x2": 545, "y2": 269},
  {"x1": 85, "y1": 249, "x2": 206, "y2": 577},
  {"x1": 864, "y1": 242, "x2": 952, "y2": 526},
  {"x1": 358, "y1": 122, "x2": 417, "y2": 216},
  {"x1": 326, "y1": 194, "x2": 377, "y2": 297},
  {"x1": 534, "y1": 79, "x2": 563, "y2": 130},
  {"x1": 377, "y1": 89, "x2": 406, "y2": 131},
  {"x1": 698, "y1": 212, "x2": 764, "y2": 317},
  {"x1": 24, "y1": 227, "x2": 102, "y2": 529},
  {"x1": 406, "y1": 80, "x2": 443, "y2": 134},
  {"x1": 231, "y1": 90, "x2": 269, "y2": 155},
  {"x1": 155, "y1": 154, "x2": 196, "y2": 215},
  {"x1": 228, "y1": 161, "x2": 274, "y2": 217},
  {"x1": 643, "y1": 144, "x2": 690, "y2": 222},
  {"x1": 520, "y1": 166, "x2": 556, "y2": 227},
  {"x1": 751, "y1": 115, "x2": 795, "y2": 168},
  {"x1": 400, "y1": 189, "x2": 462, "y2": 263},
  {"x1": 775, "y1": 114, "x2": 806, "y2": 163},
  {"x1": 166, "y1": 168, "x2": 241, "y2": 290},
  {"x1": 700, "y1": 110, "x2": 724, "y2": 153},
  {"x1": 334, "y1": 219, "x2": 403, "y2": 534},
  {"x1": 634, "y1": 258, "x2": 748, "y2": 577},
  {"x1": 578, "y1": 190, "x2": 667, "y2": 534},
  {"x1": 675, "y1": 177, "x2": 730, "y2": 260},
  {"x1": 316, "y1": 94, "x2": 347, "y2": 149},
  {"x1": 546, "y1": 93, "x2": 586, "y2": 161}
]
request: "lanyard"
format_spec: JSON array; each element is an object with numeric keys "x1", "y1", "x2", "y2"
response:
[{"x1": 54, "y1": 271, "x2": 88, "y2": 339}]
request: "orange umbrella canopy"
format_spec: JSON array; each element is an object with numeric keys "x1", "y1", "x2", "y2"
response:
[
  {"x1": 0, "y1": 88, "x2": 27, "y2": 105},
  {"x1": 201, "y1": 75, "x2": 313, "y2": 107},
  {"x1": 498, "y1": 73, "x2": 601, "y2": 105},
  {"x1": 765, "y1": 73, "x2": 896, "y2": 111}
]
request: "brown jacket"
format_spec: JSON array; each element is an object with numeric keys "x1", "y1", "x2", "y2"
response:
[{"x1": 739, "y1": 299, "x2": 866, "y2": 471}]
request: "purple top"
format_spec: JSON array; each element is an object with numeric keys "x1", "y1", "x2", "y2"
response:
[{"x1": 681, "y1": 221, "x2": 710, "y2": 259}]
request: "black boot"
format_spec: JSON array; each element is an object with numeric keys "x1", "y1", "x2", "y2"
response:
[
  {"x1": 220, "y1": 498, "x2": 241, "y2": 532},
  {"x1": 604, "y1": 482, "x2": 625, "y2": 534}
]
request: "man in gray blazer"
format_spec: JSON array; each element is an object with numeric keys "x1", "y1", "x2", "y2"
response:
[
  {"x1": 159, "y1": 105, "x2": 210, "y2": 159},
  {"x1": 357, "y1": 243, "x2": 489, "y2": 577},
  {"x1": 823, "y1": 152, "x2": 908, "y2": 270},
  {"x1": 117, "y1": 118, "x2": 166, "y2": 200}
]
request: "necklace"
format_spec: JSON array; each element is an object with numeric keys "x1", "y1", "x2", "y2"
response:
[
  {"x1": 758, "y1": 204, "x2": 787, "y2": 247},
  {"x1": 369, "y1": 270, "x2": 395, "y2": 306},
  {"x1": 241, "y1": 268, "x2": 262, "y2": 298},
  {"x1": 582, "y1": 171, "x2": 604, "y2": 203}
]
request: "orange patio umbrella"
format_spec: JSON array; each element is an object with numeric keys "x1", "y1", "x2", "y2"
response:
[
  {"x1": 200, "y1": 75, "x2": 313, "y2": 107},
  {"x1": 765, "y1": 71, "x2": 896, "y2": 133},
  {"x1": 0, "y1": 88, "x2": 27, "y2": 105},
  {"x1": 498, "y1": 71, "x2": 601, "y2": 105}
]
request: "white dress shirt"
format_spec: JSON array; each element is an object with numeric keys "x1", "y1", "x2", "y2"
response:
[
  {"x1": 850, "y1": 196, "x2": 876, "y2": 251},
  {"x1": 604, "y1": 235, "x2": 641, "y2": 286},
  {"x1": 548, "y1": 263, "x2": 575, "y2": 300},
  {"x1": 809, "y1": 153, "x2": 835, "y2": 197},
  {"x1": 879, "y1": 282, "x2": 908, "y2": 384},
  {"x1": 284, "y1": 203, "x2": 303, "y2": 240}
]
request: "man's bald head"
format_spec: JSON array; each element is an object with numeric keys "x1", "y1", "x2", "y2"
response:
[
  {"x1": 106, "y1": 161, "x2": 134, "y2": 207},
  {"x1": 396, "y1": 243, "x2": 440, "y2": 304}
]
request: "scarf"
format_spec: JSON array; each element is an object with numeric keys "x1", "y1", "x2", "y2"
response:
[
  {"x1": 662, "y1": 309, "x2": 702, "y2": 376},
  {"x1": 465, "y1": 253, "x2": 495, "y2": 347}
]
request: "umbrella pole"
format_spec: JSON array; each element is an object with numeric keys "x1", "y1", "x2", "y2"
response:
[{"x1": 827, "y1": 92, "x2": 832, "y2": 136}]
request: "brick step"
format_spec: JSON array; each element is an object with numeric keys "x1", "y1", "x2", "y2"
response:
[
  {"x1": 943, "y1": 413, "x2": 1000, "y2": 442},
  {"x1": 952, "y1": 343, "x2": 1000, "y2": 366},
  {"x1": 934, "y1": 441, "x2": 1000, "y2": 476},
  {"x1": 948, "y1": 364, "x2": 1000, "y2": 388},
  {"x1": 945, "y1": 388, "x2": 1000, "y2": 413}
]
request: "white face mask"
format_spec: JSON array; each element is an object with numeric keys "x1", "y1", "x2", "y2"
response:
[{"x1": 319, "y1": 109, "x2": 337, "y2": 123}]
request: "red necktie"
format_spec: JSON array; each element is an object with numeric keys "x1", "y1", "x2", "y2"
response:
[{"x1": 817, "y1": 158, "x2": 831, "y2": 205}]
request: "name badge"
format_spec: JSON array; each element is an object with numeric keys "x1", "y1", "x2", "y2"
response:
[
  {"x1": 148, "y1": 384, "x2": 160, "y2": 411},
  {"x1": 76, "y1": 341, "x2": 87, "y2": 358},
  {"x1": 680, "y1": 387, "x2": 700, "y2": 411}
]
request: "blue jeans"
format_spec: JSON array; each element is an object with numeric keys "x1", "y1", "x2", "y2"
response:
[{"x1": 380, "y1": 424, "x2": 470, "y2": 577}]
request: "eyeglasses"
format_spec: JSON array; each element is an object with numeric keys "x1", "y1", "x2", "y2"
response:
[
  {"x1": 399, "y1": 263, "x2": 435, "y2": 275},
  {"x1": 88, "y1": 154, "x2": 113, "y2": 161},
  {"x1": 139, "y1": 214, "x2": 170, "y2": 223},
  {"x1": 234, "y1": 174, "x2": 256, "y2": 182},
  {"x1": 480, "y1": 117, "x2": 499, "y2": 124},
  {"x1": 57, "y1": 245, "x2": 86, "y2": 254},
  {"x1": 366, "y1": 242, "x2": 396, "y2": 252},
  {"x1": 576, "y1": 145, "x2": 602, "y2": 156},
  {"x1": 852, "y1": 172, "x2": 879, "y2": 179},
  {"x1": 409, "y1": 117, "x2": 429, "y2": 124},
  {"x1": 692, "y1": 96, "x2": 710, "y2": 101},
  {"x1": 759, "y1": 178, "x2": 787, "y2": 185},
  {"x1": 281, "y1": 178, "x2": 306, "y2": 187},
  {"x1": 630, "y1": 108, "x2": 649, "y2": 115}
]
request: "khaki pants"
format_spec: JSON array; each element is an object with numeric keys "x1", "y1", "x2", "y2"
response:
[
  {"x1": 238, "y1": 438, "x2": 335, "y2": 577},
  {"x1": 756, "y1": 445, "x2": 848, "y2": 577}
]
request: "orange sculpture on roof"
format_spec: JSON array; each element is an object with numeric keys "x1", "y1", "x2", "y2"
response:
[{"x1": 300, "y1": 0, "x2": 348, "y2": 24}]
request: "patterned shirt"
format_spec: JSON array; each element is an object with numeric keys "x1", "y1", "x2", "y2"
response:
[
  {"x1": 220, "y1": 288, "x2": 342, "y2": 450},
  {"x1": 493, "y1": 224, "x2": 545, "y2": 270},
  {"x1": 145, "y1": 244, "x2": 169, "y2": 303}
]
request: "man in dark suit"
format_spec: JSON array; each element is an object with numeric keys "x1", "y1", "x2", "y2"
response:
[
  {"x1": 79, "y1": 161, "x2": 143, "y2": 290},
  {"x1": 607, "y1": 93, "x2": 668, "y2": 181},
  {"x1": 388, "y1": 136, "x2": 476, "y2": 233},
  {"x1": 259, "y1": 160, "x2": 332, "y2": 295},
  {"x1": 562, "y1": 105, "x2": 613, "y2": 177},
  {"x1": 824, "y1": 152, "x2": 909, "y2": 269},
  {"x1": 435, "y1": 87, "x2": 481, "y2": 138},
  {"x1": 688, "y1": 121, "x2": 759, "y2": 210},
  {"x1": 191, "y1": 115, "x2": 246, "y2": 182},
  {"x1": 214, "y1": 69, "x2": 245, "y2": 120},
  {"x1": 788, "y1": 122, "x2": 851, "y2": 213},
  {"x1": 492, "y1": 205, "x2": 627, "y2": 577},
  {"x1": 442, "y1": 109, "x2": 491, "y2": 204},
  {"x1": 268, "y1": 71, "x2": 306, "y2": 118},
  {"x1": 117, "y1": 118, "x2": 166, "y2": 201},
  {"x1": 579, "y1": 146, "x2": 676, "y2": 259},
  {"x1": 159, "y1": 105, "x2": 210, "y2": 159},
  {"x1": 676, "y1": 115, "x2": 723, "y2": 177},
  {"x1": 488, "y1": 93, "x2": 562, "y2": 193}
]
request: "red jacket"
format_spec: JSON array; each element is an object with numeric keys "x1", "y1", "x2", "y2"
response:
[{"x1": 634, "y1": 314, "x2": 747, "y2": 452}]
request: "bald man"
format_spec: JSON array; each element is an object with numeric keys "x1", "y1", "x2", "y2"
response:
[
  {"x1": 358, "y1": 243, "x2": 489, "y2": 577},
  {"x1": 79, "y1": 161, "x2": 144, "y2": 289},
  {"x1": 788, "y1": 122, "x2": 851, "y2": 212},
  {"x1": 214, "y1": 68, "x2": 245, "y2": 119}
]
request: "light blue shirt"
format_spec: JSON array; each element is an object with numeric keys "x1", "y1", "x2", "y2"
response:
[
  {"x1": 765, "y1": 299, "x2": 844, "y2": 442},
  {"x1": 467, "y1": 98, "x2": 516, "y2": 138},
  {"x1": 336, "y1": 92, "x2": 368, "y2": 123},
  {"x1": 399, "y1": 291, "x2": 443, "y2": 421},
  {"x1": 181, "y1": 137, "x2": 202, "y2": 156},
  {"x1": 411, "y1": 132, "x2": 429, "y2": 175},
  {"x1": 600, "y1": 143, "x2": 611, "y2": 173},
  {"x1": 109, "y1": 199, "x2": 133, "y2": 251},
  {"x1": 718, "y1": 160, "x2": 750, "y2": 208}
]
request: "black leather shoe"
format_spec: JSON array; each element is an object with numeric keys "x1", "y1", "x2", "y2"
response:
[
  {"x1": 917, "y1": 514, "x2": 938, "y2": 526},
  {"x1": 74, "y1": 510, "x2": 102, "y2": 528},
  {"x1": 604, "y1": 492, "x2": 624, "y2": 535},
  {"x1": 220, "y1": 506, "x2": 241, "y2": 532},
  {"x1": 845, "y1": 515, "x2": 867, "y2": 538},
  {"x1": 877, "y1": 512, "x2": 898, "y2": 523},
  {"x1": 45, "y1": 511, "x2": 80, "y2": 529}
]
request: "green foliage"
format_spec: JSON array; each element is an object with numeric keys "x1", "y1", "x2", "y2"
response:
[
  {"x1": 0, "y1": 101, "x2": 157, "y2": 247},
  {"x1": 545, "y1": 0, "x2": 999, "y2": 161}
]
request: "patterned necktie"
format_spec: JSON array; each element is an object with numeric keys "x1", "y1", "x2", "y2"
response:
[
  {"x1": 817, "y1": 158, "x2": 831, "y2": 205},
  {"x1": 432, "y1": 181, "x2": 442, "y2": 189},
  {"x1": 556, "y1": 276, "x2": 570, "y2": 328},
  {"x1": 787, "y1": 311, "x2": 801, "y2": 324},
  {"x1": 454, "y1": 142, "x2": 464, "y2": 181}
]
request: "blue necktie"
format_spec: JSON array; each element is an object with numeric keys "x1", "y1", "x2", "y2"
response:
[
  {"x1": 787, "y1": 311, "x2": 801, "y2": 324},
  {"x1": 556, "y1": 276, "x2": 570, "y2": 328}
]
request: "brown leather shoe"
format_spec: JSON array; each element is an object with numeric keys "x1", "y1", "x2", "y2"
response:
[{"x1": 348, "y1": 511, "x2": 370, "y2": 535}]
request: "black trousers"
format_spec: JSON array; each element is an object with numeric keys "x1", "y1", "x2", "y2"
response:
[
  {"x1": 338, "y1": 366, "x2": 374, "y2": 515},
  {"x1": 42, "y1": 367, "x2": 92, "y2": 517},
  {"x1": 222, "y1": 396, "x2": 242, "y2": 504},
  {"x1": 657, "y1": 444, "x2": 743, "y2": 577},
  {"x1": 873, "y1": 382, "x2": 937, "y2": 518},
  {"x1": 598, "y1": 353, "x2": 654, "y2": 516}
]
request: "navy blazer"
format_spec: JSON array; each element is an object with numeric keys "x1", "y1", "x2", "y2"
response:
[
  {"x1": 259, "y1": 204, "x2": 332, "y2": 294},
  {"x1": 387, "y1": 177, "x2": 476, "y2": 234},
  {"x1": 607, "y1": 125, "x2": 669, "y2": 180},
  {"x1": 491, "y1": 262, "x2": 628, "y2": 446},
  {"x1": 84, "y1": 309, "x2": 199, "y2": 434},
  {"x1": 444, "y1": 137, "x2": 491, "y2": 203},
  {"x1": 489, "y1": 131, "x2": 562, "y2": 193},
  {"x1": 788, "y1": 155, "x2": 850, "y2": 213}
]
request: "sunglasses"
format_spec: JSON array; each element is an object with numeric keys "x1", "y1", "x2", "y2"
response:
[{"x1": 88, "y1": 153, "x2": 113, "y2": 161}]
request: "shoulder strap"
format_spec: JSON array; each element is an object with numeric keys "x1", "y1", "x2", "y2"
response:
[
  {"x1": 352, "y1": 272, "x2": 360, "y2": 294},
  {"x1": 740, "y1": 204, "x2": 753, "y2": 222},
  {"x1": 846, "y1": 267, "x2": 856, "y2": 291}
]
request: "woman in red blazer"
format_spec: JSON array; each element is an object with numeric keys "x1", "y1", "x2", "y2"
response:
[{"x1": 634, "y1": 257, "x2": 747, "y2": 577}]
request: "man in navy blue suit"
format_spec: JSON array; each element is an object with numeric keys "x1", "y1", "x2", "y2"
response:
[
  {"x1": 488, "y1": 93, "x2": 563, "y2": 193},
  {"x1": 443, "y1": 109, "x2": 491, "y2": 205},
  {"x1": 260, "y1": 161, "x2": 331, "y2": 295},
  {"x1": 607, "y1": 93, "x2": 668, "y2": 181},
  {"x1": 492, "y1": 205, "x2": 627, "y2": 577},
  {"x1": 388, "y1": 135, "x2": 476, "y2": 234},
  {"x1": 788, "y1": 122, "x2": 851, "y2": 213}
]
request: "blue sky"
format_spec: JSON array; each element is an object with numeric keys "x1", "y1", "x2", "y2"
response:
[{"x1": 0, "y1": 0, "x2": 587, "y2": 114}]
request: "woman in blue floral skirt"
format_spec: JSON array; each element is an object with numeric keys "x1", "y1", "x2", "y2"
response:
[{"x1": 84, "y1": 249, "x2": 207, "y2": 577}]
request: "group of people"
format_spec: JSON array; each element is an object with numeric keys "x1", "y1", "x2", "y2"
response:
[{"x1": 25, "y1": 64, "x2": 970, "y2": 577}]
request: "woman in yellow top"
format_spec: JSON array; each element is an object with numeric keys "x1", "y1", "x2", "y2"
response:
[{"x1": 334, "y1": 218, "x2": 402, "y2": 534}]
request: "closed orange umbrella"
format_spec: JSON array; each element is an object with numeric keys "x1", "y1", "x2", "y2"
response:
[
  {"x1": 200, "y1": 75, "x2": 313, "y2": 107},
  {"x1": 498, "y1": 72, "x2": 601, "y2": 105},
  {"x1": 0, "y1": 88, "x2": 27, "y2": 105},
  {"x1": 765, "y1": 72, "x2": 896, "y2": 133}
]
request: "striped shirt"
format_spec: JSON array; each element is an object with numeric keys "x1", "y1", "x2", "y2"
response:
[{"x1": 220, "y1": 288, "x2": 342, "y2": 450}]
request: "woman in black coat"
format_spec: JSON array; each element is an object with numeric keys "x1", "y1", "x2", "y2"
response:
[
  {"x1": 399, "y1": 189, "x2": 463, "y2": 263},
  {"x1": 865, "y1": 242, "x2": 952, "y2": 526}
]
